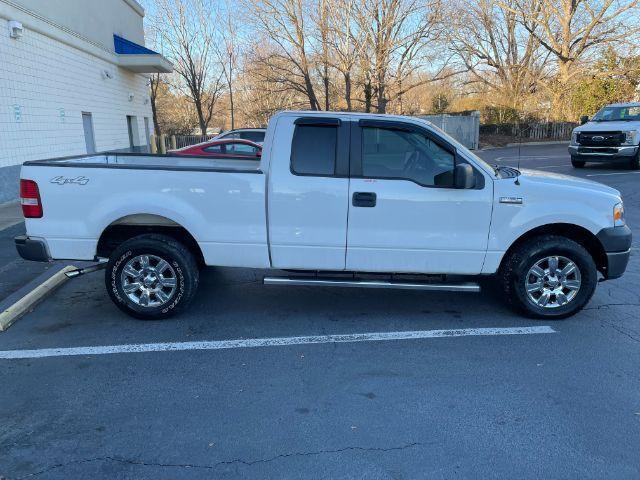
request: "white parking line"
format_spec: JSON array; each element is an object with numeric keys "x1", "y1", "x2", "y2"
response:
[{"x1": 0, "y1": 326, "x2": 555, "y2": 359}]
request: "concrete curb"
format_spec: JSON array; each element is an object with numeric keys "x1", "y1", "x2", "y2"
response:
[{"x1": 0, "y1": 265, "x2": 76, "y2": 332}]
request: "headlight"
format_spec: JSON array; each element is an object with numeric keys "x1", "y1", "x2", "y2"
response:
[
  {"x1": 614, "y1": 202, "x2": 625, "y2": 227},
  {"x1": 571, "y1": 131, "x2": 579, "y2": 145},
  {"x1": 622, "y1": 130, "x2": 638, "y2": 146}
]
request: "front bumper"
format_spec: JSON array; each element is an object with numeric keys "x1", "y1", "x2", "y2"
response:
[
  {"x1": 15, "y1": 235, "x2": 51, "y2": 262},
  {"x1": 597, "y1": 225, "x2": 632, "y2": 279},
  {"x1": 569, "y1": 145, "x2": 638, "y2": 162}
]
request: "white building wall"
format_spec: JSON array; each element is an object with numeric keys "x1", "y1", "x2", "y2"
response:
[
  {"x1": 0, "y1": 17, "x2": 152, "y2": 167},
  {"x1": 0, "y1": 0, "x2": 154, "y2": 202}
]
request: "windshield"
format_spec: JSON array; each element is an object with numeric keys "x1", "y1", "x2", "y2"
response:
[{"x1": 592, "y1": 105, "x2": 640, "y2": 122}]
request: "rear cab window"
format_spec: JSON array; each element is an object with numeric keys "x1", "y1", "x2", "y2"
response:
[{"x1": 290, "y1": 124, "x2": 337, "y2": 176}]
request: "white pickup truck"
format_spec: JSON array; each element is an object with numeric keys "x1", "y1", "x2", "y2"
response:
[
  {"x1": 569, "y1": 102, "x2": 640, "y2": 169},
  {"x1": 15, "y1": 111, "x2": 631, "y2": 320}
]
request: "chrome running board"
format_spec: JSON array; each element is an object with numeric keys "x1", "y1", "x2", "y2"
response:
[{"x1": 263, "y1": 276, "x2": 480, "y2": 292}]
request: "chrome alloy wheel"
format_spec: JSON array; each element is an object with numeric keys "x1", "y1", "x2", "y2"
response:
[
  {"x1": 120, "y1": 254, "x2": 177, "y2": 308},
  {"x1": 525, "y1": 256, "x2": 582, "y2": 309}
]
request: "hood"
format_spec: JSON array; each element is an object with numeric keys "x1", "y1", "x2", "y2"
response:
[
  {"x1": 516, "y1": 168, "x2": 620, "y2": 197},
  {"x1": 576, "y1": 121, "x2": 639, "y2": 132}
]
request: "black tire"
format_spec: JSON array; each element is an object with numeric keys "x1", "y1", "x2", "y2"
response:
[
  {"x1": 105, "y1": 234, "x2": 199, "y2": 320},
  {"x1": 571, "y1": 157, "x2": 585, "y2": 168},
  {"x1": 499, "y1": 235, "x2": 597, "y2": 319},
  {"x1": 629, "y1": 153, "x2": 640, "y2": 170}
]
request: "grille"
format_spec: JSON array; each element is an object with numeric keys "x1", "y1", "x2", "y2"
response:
[
  {"x1": 578, "y1": 147, "x2": 618, "y2": 154},
  {"x1": 578, "y1": 131, "x2": 624, "y2": 147}
]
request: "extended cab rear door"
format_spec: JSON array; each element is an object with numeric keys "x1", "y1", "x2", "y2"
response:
[
  {"x1": 345, "y1": 119, "x2": 493, "y2": 274},
  {"x1": 267, "y1": 116, "x2": 350, "y2": 270}
]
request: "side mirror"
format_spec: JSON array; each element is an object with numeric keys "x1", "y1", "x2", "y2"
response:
[
  {"x1": 580, "y1": 115, "x2": 589, "y2": 125},
  {"x1": 454, "y1": 163, "x2": 476, "y2": 189}
]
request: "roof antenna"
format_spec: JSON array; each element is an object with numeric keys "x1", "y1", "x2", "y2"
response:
[{"x1": 514, "y1": 123, "x2": 522, "y2": 185}]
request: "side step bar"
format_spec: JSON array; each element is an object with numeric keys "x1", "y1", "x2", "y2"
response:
[{"x1": 263, "y1": 277, "x2": 480, "y2": 292}]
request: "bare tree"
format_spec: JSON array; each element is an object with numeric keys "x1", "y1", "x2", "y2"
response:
[
  {"x1": 152, "y1": 0, "x2": 224, "y2": 134},
  {"x1": 213, "y1": 0, "x2": 241, "y2": 129},
  {"x1": 355, "y1": 0, "x2": 453, "y2": 113},
  {"x1": 507, "y1": 0, "x2": 640, "y2": 85},
  {"x1": 325, "y1": 0, "x2": 367, "y2": 110},
  {"x1": 314, "y1": 0, "x2": 332, "y2": 110},
  {"x1": 449, "y1": 0, "x2": 549, "y2": 110},
  {"x1": 246, "y1": 0, "x2": 322, "y2": 110},
  {"x1": 149, "y1": 73, "x2": 163, "y2": 136}
]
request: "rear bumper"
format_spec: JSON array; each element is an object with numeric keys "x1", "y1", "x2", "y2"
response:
[
  {"x1": 569, "y1": 145, "x2": 638, "y2": 162},
  {"x1": 597, "y1": 225, "x2": 632, "y2": 279},
  {"x1": 14, "y1": 235, "x2": 51, "y2": 262}
]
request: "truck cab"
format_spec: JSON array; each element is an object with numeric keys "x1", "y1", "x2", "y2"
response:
[{"x1": 569, "y1": 102, "x2": 640, "y2": 169}]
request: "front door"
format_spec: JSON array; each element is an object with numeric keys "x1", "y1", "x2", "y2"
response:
[
  {"x1": 268, "y1": 116, "x2": 350, "y2": 270},
  {"x1": 346, "y1": 120, "x2": 493, "y2": 274}
]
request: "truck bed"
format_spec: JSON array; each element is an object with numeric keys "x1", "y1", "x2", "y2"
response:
[
  {"x1": 24, "y1": 153, "x2": 262, "y2": 173},
  {"x1": 20, "y1": 151, "x2": 269, "y2": 268}
]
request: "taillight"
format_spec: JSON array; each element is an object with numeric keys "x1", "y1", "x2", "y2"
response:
[{"x1": 20, "y1": 179, "x2": 43, "y2": 218}]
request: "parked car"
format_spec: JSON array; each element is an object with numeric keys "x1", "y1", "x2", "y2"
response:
[
  {"x1": 569, "y1": 102, "x2": 640, "y2": 169},
  {"x1": 214, "y1": 128, "x2": 266, "y2": 144},
  {"x1": 15, "y1": 111, "x2": 631, "y2": 321},
  {"x1": 171, "y1": 138, "x2": 262, "y2": 159}
]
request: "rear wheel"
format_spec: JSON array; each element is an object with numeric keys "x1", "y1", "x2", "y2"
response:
[
  {"x1": 105, "y1": 234, "x2": 199, "y2": 320},
  {"x1": 499, "y1": 235, "x2": 597, "y2": 319},
  {"x1": 571, "y1": 157, "x2": 585, "y2": 168}
]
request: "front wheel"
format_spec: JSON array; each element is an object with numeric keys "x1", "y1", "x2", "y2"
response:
[
  {"x1": 499, "y1": 235, "x2": 597, "y2": 319},
  {"x1": 629, "y1": 153, "x2": 640, "y2": 170},
  {"x1": 105, "y1": 234, "x2": 199, "y2": 320},
  {"x1": 571, "y1": 157, "x2": 585, "y2": 168}
]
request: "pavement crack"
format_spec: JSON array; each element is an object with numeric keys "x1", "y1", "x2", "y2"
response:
[
  {"x1": 213, "y1": 442, "x2": 422, "y2": 467},
  {"x1": 15, "y1": 442, "x2": 421, "y2": 477},
  {"x1": 584, "y1": 302, "x2": 640, "y2": 311},
  {"x1": 600, "y1": 319, "x2": 640, "y2": 344}
]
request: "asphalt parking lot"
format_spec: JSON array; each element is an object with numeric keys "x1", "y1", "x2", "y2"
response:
[{"x1": 1, "y1": 143, "x2": 639, "y2": 479}]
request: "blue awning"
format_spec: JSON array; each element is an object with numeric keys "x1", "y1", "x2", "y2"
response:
[
  {"x1": 113, "y1": 35, "x2": 172, "y2": 73},
  {"x1": 114, "y1": 34, "x2": 159, "y2": 55}
]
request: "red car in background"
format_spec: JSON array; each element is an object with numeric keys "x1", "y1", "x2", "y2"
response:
[{"x1": 171, "y1": 138, "x2": 262, "y2": 159}]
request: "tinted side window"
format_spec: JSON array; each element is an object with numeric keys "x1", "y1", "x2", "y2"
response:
[
  {"x1": 240, "y1": 131, "x2": 266, "y2": 143},
  {"x1": 291, "y1": 125, "x2": 337, "y2": 175},
  {"x1": 362, "y1": 127, "x2": 455, "y2": 187},
  {"x1": 203, "y1": 145, "x2": 223, "y2": 153}
]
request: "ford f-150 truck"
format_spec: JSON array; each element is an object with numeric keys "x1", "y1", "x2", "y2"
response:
[
  {"x1": 569, "y1": 102, "x2": 640, "y2": 169},
  {"x1": 15, "y1": 111, "x2": 631, "y2": 320}
]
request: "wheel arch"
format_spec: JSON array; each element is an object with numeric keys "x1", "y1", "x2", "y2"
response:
[
  {"x1": 499, "y1": 223, "x2": 607, "y2": 275},
  {"x1": 96, "y1": 214, "x2": 205, "y2": 266}
]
